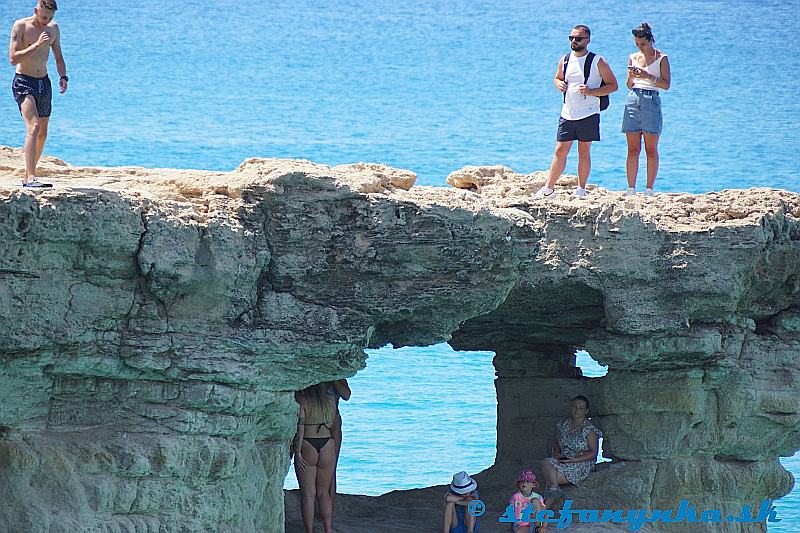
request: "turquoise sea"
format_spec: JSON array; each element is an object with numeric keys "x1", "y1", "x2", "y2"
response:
[{"x1": 1, "y1": 0, "x2": 797, "y2": 529}]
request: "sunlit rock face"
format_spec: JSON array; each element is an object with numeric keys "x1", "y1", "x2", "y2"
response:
[
  {"x1": 1, "y1": 147, "x2": 799, "y2": 532},
  {"x1": 449, "y1": 167, "x2": 800, "y2": 533}
]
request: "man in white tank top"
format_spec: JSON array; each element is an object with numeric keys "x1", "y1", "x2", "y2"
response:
[{"x1": 534, "y1": 25, "x2": 618, "y2": 199}]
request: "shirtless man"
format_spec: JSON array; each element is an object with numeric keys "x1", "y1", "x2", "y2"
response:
[{"x1": 8, "y1": 0, "x2": 68, "y2": 188}]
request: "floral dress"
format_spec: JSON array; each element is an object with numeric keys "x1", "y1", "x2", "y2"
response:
[{"x1": 544, "y1": 418, "x2": 602, "y2": 485}]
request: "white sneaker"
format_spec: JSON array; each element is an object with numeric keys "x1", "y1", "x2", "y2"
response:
[
  {"x1": 624, "y1": 187, "x2": 636, "y2": 196},
  {"x1": 644, "y1": 188, "x2": 655, "y2": 196},
  {"x1": 21, "y1": 179, "x2": 53, "y2": 188},
  {"x1": 573, "y1": 187, "x2": 587, "y2": 198},
  {"x1": 534, "y1": 186, "x2": 555, "y2": 198}
]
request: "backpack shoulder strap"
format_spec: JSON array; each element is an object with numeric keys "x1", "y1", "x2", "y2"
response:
[
  {"x1": 562, "y1": 53, "x2": 570, "y2": 102},
  {"x1": 583, "y1": 51, "x2": 596, "y2": 84}
]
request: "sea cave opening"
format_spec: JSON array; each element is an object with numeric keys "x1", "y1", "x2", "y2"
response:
[{"x1": 283, "y1": 345, "x2": 612, "y2": 497}]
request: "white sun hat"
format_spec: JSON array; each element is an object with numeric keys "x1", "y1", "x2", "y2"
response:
[{"x1": 449, "y1": 471, "x2": 477, "y2": 495}]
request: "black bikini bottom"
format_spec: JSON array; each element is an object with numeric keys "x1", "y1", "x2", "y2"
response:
[{"x1": 304, "y1": 437, "x2": 332, "y2": 453}]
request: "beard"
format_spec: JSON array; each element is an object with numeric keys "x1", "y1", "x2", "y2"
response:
[{"x1": 571, "y1": 42, "x2": 586, "y2": 52}]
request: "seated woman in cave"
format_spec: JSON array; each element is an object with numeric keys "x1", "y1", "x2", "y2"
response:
[
  {"x1": 292, "y1": 383, "x2": 337, "y2": 533},
  {"x1": 443, "y1": 471, "x2": 480, "y2": 533},
  {"x1": 540, "y1": 395, "x2": 602, "y2": 504}
]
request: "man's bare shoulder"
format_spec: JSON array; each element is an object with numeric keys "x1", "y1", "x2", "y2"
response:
[
  {"x1": 11, "y1": 16, "x2": 35, "y2": 33},
  {"x1": 15, "y1": 16, "x2": 36, "y2": 26},
  {"x1": 10, "y1": 18, "x2": 25, "y2": 41},
  {"x1": 47, "y1": 20, "x2": 61, "y2": 37}
]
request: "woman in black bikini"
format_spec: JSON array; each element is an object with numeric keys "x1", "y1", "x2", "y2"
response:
[
  {"x1": 327, "y1": 379, "x2": 351, "y2": 516},
  {"x1": 293, "y1": 383, "x2": 337, "y2": 533}
]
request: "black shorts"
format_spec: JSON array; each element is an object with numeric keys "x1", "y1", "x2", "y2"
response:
[
  {"x1": 12, "y1": 73, "x2": 52, "y2": 117},
  {"x1": 557, "y1": 113, "x2": 600, "y2": 142}
]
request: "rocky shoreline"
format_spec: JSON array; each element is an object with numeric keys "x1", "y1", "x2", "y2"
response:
[{"x1": 1, "y1": 146, "x2": 798, "y2": 532}]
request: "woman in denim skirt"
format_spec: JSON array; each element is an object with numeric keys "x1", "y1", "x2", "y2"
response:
[{"x1": 622, "y1": 23, "x2": 671, "y2": 196}]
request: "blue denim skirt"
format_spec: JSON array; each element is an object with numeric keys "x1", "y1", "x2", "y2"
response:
[{"x1": 621, "y1": 88, "x2": 662, "y2": 135}]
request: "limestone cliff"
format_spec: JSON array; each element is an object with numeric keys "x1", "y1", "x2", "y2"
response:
[{"x1": 1, "y1": 147, "x2": 798, "y2": 532}]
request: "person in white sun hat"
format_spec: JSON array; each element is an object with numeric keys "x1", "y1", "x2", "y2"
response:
[{"x1": 442, "y1": 470, "x2": 480, "y2": 533}]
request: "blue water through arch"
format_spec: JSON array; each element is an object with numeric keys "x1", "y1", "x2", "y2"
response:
[
  {"x1": 284, "y1": 345, "x2": 798, "y2": 529},
  {"x1": 283, "y1": 347, "x2": 609, "y2": 495}
]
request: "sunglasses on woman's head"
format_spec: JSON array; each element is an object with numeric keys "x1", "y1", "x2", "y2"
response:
[{"x1": 632, "y1": 30, "x2": 652, "y2": 38}]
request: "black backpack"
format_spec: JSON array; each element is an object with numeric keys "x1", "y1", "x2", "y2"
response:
[{"x1": 562, "y1": 51, "x2": 609, "y2": 111}]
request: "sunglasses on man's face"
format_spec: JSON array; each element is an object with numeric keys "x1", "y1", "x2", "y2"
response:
[{"x1": 569, "y1": 36, "x2": 587, "y2": 42}]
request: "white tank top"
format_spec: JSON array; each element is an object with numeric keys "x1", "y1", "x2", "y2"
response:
[
  {"x1": 631, "y1": 53, "x2": 666, "y2": 90},
  {"x1": 561, "y1": 52, "x2": 604, "y2": 121}
]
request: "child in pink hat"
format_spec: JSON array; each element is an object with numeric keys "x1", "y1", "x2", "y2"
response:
[{"x1": 507, "y1": 469, "x2": 546, "y2": 532}]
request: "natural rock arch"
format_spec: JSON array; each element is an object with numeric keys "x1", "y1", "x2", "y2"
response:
[{"x1": 1, "y1": 148, "x2": 798, "y2": 532}]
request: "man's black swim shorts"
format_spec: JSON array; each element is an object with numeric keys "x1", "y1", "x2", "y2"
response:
[{"x1": 12, "y1": 73, "x2": 52, "y2": 117}]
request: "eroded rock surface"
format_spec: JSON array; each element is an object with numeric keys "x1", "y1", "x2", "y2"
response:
[{"x1": 1, "y1": 147, "x2": 798, "y2": 532}]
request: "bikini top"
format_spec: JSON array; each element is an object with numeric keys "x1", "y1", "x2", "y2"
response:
[{"x1": 302, "y1": 420, "x2": 332, "y2": 433}]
